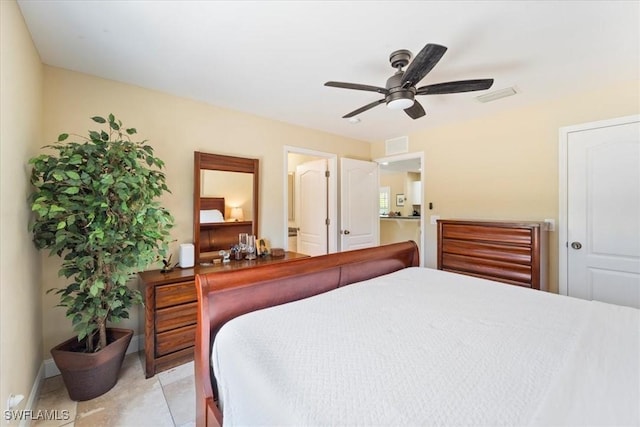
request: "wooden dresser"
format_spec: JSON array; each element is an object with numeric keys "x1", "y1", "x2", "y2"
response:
[
  {"x1": 138, "y1": 252, "x2": 308, "y2": 378},
  {"x1": 437, "y1": 219, "x2": 547, "y2": 290}
]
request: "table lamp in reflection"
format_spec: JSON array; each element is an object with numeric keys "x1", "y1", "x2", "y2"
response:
[{"x1": 230, "y1": 207, "x2": 244, "y2": 222}]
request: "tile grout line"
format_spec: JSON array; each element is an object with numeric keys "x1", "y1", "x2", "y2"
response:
[{"x1": 158, "y1": 374, "x2": 178, "y2": 427}]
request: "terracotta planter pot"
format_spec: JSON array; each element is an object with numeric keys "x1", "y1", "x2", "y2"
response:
[{"x1": 50, "y1": 327, "x2": 133, "y2": 401}]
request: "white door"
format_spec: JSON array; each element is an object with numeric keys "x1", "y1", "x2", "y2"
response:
[
  {"x1": 296, "y1": 159, "x2": 328, "y2": 256},
  {"x1": 340, "y1": 158, "x2": 379, "y2": 251},
  {"x1": 565, "y1": 117, "x2": 640, "y2": 308}
]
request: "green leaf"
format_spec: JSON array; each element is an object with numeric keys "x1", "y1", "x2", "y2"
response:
[
  {"x1": 56, "y1": 221, "x2": 66, "y2": 230},
  {"x1": 100, "y1": 174, "x2": 114, "y2": 185},
  {"x1": 91, "y1": 116, "x2": 106, "y2": 123},
  {"x1": 58, "y1": 133, "x2": 69, "y2": 142},
  {"x1": 126, "y1": 128, "x2": 137, "y2": 135},
  {"x1": 66, "y1": 171, "x2": 80, "y2": 180},
  {"x1": 110, "y1": 121, "x2": 120, "y2": 131},
  {"x1": 64, "y1": 187, "x2": 79, "y2": 195},
  {"x1": 69, "y1": 154, "x2": 83, "y2": 165},
  {"x1": 89, "y1": 131, "x2": 101, "y2": 141}
]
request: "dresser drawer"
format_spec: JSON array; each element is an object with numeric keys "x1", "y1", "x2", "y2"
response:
[
  {"x1": 441, "y1": 253, "x2": 532, "y2": 286},
  {"x1": 156, "y1": 281, "x2": 196, "y2": 309},
  {"x1": 441, "y1": 240, "x2": 532, "y2": 264},
  {"x1": 442, "y1": 224, "x2": 533, "y2": 246},
  {"x1": 156, "y1": 302, "x2": 197, "y2": 333},
  {"x1": 156, "y1": 324, "x2": 197, "y2": 357}
]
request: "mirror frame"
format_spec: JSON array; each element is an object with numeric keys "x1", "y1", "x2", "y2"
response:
[{"x1": 193, "y1": 151, "x2": 259, "y2": 263}]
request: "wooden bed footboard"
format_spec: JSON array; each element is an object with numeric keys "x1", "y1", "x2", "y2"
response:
[{"x1": 194, "y1": 241, "x2": 419, "y2": 427}]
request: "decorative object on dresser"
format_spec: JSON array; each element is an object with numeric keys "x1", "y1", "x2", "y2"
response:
[
  {"x1": 271, "y1": 247, "x2": 285, "y2": 257},
  {"x1": 257, "y1": 237, "x2": 270, "y2": 256},
  {"x1": 194, "y1": 152, "x2": 259, "y2": 264},
  {"x1": 28, "y1": 114, "x2": 174, "y2": 400},
  {"x1": 179, "y1": 243, "x2": 195, "y2": 268},
  {"x1": 138, "y1": 251, "x2": 308, "y2": 378},
  {"x1": 437, "y1": 219, "x2": 547, "y2": 290}
]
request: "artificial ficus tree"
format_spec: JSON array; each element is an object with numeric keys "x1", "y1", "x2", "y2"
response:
[{"x1": 29, "y1": 114, "x2": 174, "y2": 352}]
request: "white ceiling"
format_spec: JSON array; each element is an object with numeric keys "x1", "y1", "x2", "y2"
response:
[{"x1": 17, "y1": 0, "x2": 639, "y2": 143}]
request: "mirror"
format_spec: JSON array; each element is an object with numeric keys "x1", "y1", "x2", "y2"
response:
[{"x1": 194, "y1": 152, "x2": 259, "y2": 264}]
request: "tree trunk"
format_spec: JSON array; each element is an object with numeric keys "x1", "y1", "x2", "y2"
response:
[{"x1": 98, "y1": 319, "x2": 107, "y2": 351}]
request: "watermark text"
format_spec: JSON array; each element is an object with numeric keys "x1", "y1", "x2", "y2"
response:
[{"x1": 4, "y1": 409, "x2": 71, "y2": 421}]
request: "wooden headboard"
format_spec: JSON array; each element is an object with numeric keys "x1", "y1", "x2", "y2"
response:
[
  {"x1": 194, "y1": 241, "x2": 420, "y2": 427},
  {"x1": 200, "y1": 197, "x2": 225, "y2": 216}
]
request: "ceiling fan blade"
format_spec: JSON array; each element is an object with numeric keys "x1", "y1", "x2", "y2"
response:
[
  {"x1": 416, "y1": 79, "x2": 494, "y2": 95},
  {"x1": 342, "y1": 99, "x2": 386, "y2": 118},
  {"x1": 401, "y1": 44, "x2": 447, "y2": 89},
  {"x1": 404, "y1": 100, "x2": 426, "y2": 120},
  {"x1": 325, "y1": 81, "x2": 388, "y2": 94}
]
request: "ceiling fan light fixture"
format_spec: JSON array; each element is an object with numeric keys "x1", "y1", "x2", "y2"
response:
[
  {"x1": 326, "y1": 43, "x2": 494, "y2": 120},
  {"x1": 387, "y1": 98, "x2": 414, "y2": 110}
]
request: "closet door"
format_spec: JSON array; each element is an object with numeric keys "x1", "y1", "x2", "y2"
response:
[{"x1": 564, "y1": 116, "x2": 640, "y2": 308}]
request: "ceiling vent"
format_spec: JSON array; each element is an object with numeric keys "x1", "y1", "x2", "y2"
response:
[
  {"x1": 385, "y1": 136, "x2": 409, "y2": 155},
  {"x1": 476, "y1": 87, "x2": 517, "y2": 103}
]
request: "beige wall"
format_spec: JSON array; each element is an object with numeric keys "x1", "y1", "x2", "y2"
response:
[
  {"x1": 0, "y1": 0, "x2": 44, "y2": 419},
  {"x1": 41, "y1": 66, "x2": 371, "y2": 356},
  {"x1": 380, "y1": 219, "x2": 421, "y2": 247},
  {"x1": 371, "y1": 80, "x2": 640, "y2": 292}
]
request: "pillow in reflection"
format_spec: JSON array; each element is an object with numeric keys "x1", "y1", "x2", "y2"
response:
[{"x1": 200, "y1": 209, "x2": 225, "y2": 223}]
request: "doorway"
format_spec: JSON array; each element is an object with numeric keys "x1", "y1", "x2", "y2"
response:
[
  {"x1": 374, "y1": 152, "x2": 425, "y2": 266},
  {"x1": 283, "y1": 146, "x2": 338, "y2": 255},
  {"x1": 559, "y1": 115, "x2": 640, "y2": 308}
]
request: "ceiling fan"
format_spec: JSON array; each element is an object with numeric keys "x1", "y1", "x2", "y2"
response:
[{"x1": 325, "y1": 43, "x2": 494, "y2": 120}]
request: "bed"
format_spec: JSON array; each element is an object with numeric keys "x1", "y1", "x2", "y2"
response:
[{"x1": 194, "y1": 241, "x2": 639, "y2": 427}]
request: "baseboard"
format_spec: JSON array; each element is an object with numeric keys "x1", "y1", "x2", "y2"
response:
[
  {"x1": 18, "y1": 362, "x2": 45, "y2": 427},
  {"x1": 44, "y1": 333, "x2": 144, "y2": 378}
]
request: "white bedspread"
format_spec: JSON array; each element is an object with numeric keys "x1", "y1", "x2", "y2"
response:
[{"x1": 212, "y1": 267, "x2": 639, "y2": 426}]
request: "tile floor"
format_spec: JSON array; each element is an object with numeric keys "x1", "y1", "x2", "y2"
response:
[{"x1": 33, "y1": 353, "x2": 194, "y2": 427}]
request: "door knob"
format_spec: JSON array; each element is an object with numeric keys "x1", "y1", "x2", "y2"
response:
[
  {"x1": 571, "y1": 241, "x2": 582, "y2": 250},
  {"x1": 342, "y1": 230, "x2": 350, "y2": 235}
]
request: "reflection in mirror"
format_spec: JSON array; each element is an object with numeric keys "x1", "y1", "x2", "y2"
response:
[
  {"x1": 194, "y1": 152, "x2": 259, "y2": 264},
  {"x1": 201, "y1": 170, "x2": 254, "y2": 221}
]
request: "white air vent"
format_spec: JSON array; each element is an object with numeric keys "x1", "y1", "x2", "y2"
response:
[
  {"x1": 385, "y1": 136, "x2": 409, "y2": 155},
  {"x1": 476, "y1": 87, "x2": 518, "y2": 103}
]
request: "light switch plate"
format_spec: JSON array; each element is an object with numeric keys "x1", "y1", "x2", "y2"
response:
[
  {"x1": 543, "y1": 219, "x2": 555, "y2": 232},
  {"x1": 430, "y1": 215, "x2": 440, "y2": 225}
]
